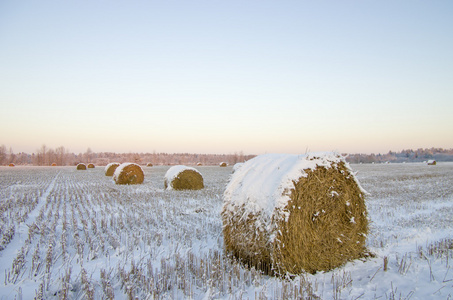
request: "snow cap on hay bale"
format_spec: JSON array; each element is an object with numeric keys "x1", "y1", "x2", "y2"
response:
[
  {"x1": 105, "y1": 163, "x2": 120, "y2": 176},
  {"x1": 113, "y1": 163, "x2": 144, "y2": 185},
  {"x1": 232, "y1": 162, "x2": 244, "y2": 173},
  {"x1": 8, "y1": 163, "x2": 15, "y2": 167},
  {"x1": 222, "y1": 152, "x2": 369, "y2": 275},
  {"x1": 220, "y1": 162, "x2": 227, "y2": 167},
  {"x1": 76, "y1": 163, "x2": 86, "y2": 170},
  {"x1": 164, "y1": 165, "x2": 204, "y2": 190},
  {"x1": 87, "y1": 163, "x2": 95, "y2": 168}
]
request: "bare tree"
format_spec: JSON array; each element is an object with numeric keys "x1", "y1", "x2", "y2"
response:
[
  {"x1": 37, "y1": 144, "x2": 47, "y2": 166},
  {"x1": 8, "y1": 147, "x2": 16, "y2": 164},
  {"x1": 85, "y1": 148, "x2": 93, "y2": 163},
  {"x1": 55, "y1": 146, "x2": 66, "y2": 166},
  {"x1": 0, "y1": 145, "x2": 6, "y2": 165}
]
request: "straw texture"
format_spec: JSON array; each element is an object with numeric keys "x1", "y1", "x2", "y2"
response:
[
  {"x1": 113, "y1": 163, "x2": 144, "y2": 185},
  {"x1": 222, "y1": 154, "x2": 368, "y2": 275}
]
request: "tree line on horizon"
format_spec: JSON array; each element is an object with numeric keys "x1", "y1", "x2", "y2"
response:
[
  {"x1": 347, "y1": 148, "x2": 453, "y2": 164},
  {"x1": 1, "y1": 144, "x2": 453, "y2": 166},
  {"x1": 0, "y1": 144, "x2": 255, "y2": 166}
]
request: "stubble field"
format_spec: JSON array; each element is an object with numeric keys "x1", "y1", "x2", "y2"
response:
[{"x1": 0, "y1": 162, "x2": 452, "y2": 299}]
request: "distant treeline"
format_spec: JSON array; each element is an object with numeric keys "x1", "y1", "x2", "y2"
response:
[
  {"x1": 345, "y1": 148, "x2": 453, "y2": 164},
  {"x1": 0, "y1": 145, "x2": 255, "y2": 166},
  {"x1": 1, "y1": 145, "x2": 452, "y2": 166}
]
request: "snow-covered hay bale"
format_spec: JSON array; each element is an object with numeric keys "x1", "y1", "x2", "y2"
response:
[
  {"x1": 113, "y1": 163, "x2": 144, "y2": 185},
  {"x1": 232, "y1": 162, "x2": 244, "y2": 173},
  {"x1": 87, "y1": 163, "x2": 95, "y2": 168},
  {"x1": 147, "y1": 163, "x2": 153, "y2": 167},
  {"x1": 220, "y1": 162, "x2": 227, "y2": 167},
  {"x1": 164, "y1": 165, "x2": 204, "y2": 190},
  {"x1": 427, "y1": 160, "x2": 436, "y2": 165},
  {"x1": 51, "y1": 163, "x2": 57, "y2": 166},
  {"x1": 76, "y1": 163, "x2": 86, "y2": 170},
  {"x1": 8, "y1": 163, "x2": 15, "y2": 167},
  {"x1": 105, "y1": 163, "x2": 120, "y2": 176},
  {"x1": 222, "y1": 153, "x2": 368, "y2": 275}
]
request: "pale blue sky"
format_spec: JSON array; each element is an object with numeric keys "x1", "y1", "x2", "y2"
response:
[{"x1": 1, "y1": 1, "x2": 452, "y2": 155}]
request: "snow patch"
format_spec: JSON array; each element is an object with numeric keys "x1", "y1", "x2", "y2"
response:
[{"x1": 223, "y1": 152, "x2": 357, "y2": 223}]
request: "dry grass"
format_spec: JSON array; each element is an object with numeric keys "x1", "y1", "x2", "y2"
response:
[
  {"x1": 223, "y1": 161, "x2": 368, "y2": 275},
  {"x1": 165, "y1": 169, "x2": 204, "y2": 190},
  {"x1": 113, "y1": 163, "x2": 144, "y2": 185},
  {"x1": 273, "y1": 163, "x2": 368, "y2": 274},
  {"x1": 105, "y1": 163, "x2": 120, "y2": 176}
]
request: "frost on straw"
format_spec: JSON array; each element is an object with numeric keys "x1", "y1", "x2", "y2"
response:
[{"x1": 221, "y1": 152, "x2": 369, "y2": 275}]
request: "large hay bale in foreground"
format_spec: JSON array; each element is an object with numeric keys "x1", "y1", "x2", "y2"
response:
[
  {"x1": 113, "y1": 163, "x2": 144, "y2": 185},
  {"x1": 164, "y1": 165, "x2": 204, "y2": 190},
  {"x1": 222, "y1": 153, "x2": 368, "y2": 275},
  {"x1": 105, "y1": 163, "x2": 120, "y2": 176},
  {"x1": 232, "y1": 162, "x2": 244, "y2": 173},
  {"x1": 76, "y1": 163, "x2": 87, "y2": 170}
]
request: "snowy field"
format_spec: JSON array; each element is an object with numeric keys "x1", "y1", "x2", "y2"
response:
[{"x1": 0, "y1": 163, "x2": 452, "y2": 299}]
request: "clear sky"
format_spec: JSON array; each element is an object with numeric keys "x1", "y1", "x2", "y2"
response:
[{"x1": 1, "y1": 1, "x2": 452, "y2": 155}]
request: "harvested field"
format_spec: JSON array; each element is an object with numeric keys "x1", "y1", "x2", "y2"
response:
[{"x1": 0, "y1": 163, "x2": 452, "y2": 299}]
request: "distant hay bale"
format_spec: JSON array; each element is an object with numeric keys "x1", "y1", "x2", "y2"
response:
[
  {"x1": 113, "y1": 163, "x2": 144, "y2": 185},
  {"x1": 220, "y1": 162, "x2": 227, "y2": 167},
  {"x1": 87, "y1": 163, "x2": 95, "y2": 168},
  {"x1": 147, "y1": 163, "x2": 153, "y2": 167},
  {"x1": 197, "y1": 162, "x2": 202, "y2": 166},
  {"x1": 51, "y1": 163, "x2": 57, "y2": 166},
  {"x1": 76, "y1": 163, "x2": 87, "y2": 170},
  {"x1": 105, "y1": 163, "x2": 120, "y2": 176},
  {"x1": 222, "y1": 153, "x2": 369, "y2": 275},
  {"x1": 164, "y1": 165, "x2": 204, "y2": 190},
  {"x1": 427, "y1": 160, "x2": 437, "y2": 165},
  {"x1": 8, "y1": 163, "x2": 15, "y2": 167}
]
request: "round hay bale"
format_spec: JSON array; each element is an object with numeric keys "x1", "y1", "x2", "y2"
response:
[
  {"x1": 164, "y1": 165, "x2": 204, "y2": 190},
  {"x1": 197, "y1": 162, "x2": 202, "y2": 166},
  {"x1": 9, "y1": 163, "x2": 15, "y2": 167},
  {"x1": 76, "y1": 163, "x2": 87, "y2": 170},
  {"x1": 147, "y1": 163, "x2": 153, "y2": 167},
  {"x1": 87, "y1": 163, "x2": 95, "y2": 168},
  {"x1": 51, "y1": 163, "x2": 57, "y2": 166},
  {"x1": 222, "y1": 153, "x2": 368, "y2": 275},
  {"x1": 113, "y1": 163, "x2": 144, "y2": 185},
  {"x1": 105, "y1": 163, "x2": 120, "y2": 176},
  {"x1": 220, "y1": 162, "x2": 227, "y2": 167}
]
